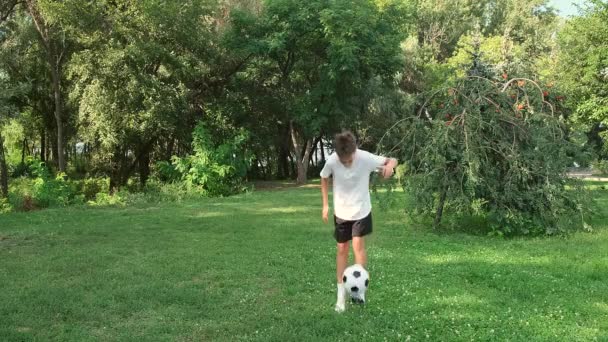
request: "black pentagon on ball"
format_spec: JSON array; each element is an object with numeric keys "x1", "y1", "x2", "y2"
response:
[
  {"x1": 353, "y1": 271, "x2": 361, "y2": 278},
  {"x1": 351, "y1": 286, "x2": 359, "y2": 292},
  {"x1": 343, "y1": 275, "x2": 347, "y2": 282},
  {"x1": 365, "y1": 279, "x2": 369, "y2": 287}
]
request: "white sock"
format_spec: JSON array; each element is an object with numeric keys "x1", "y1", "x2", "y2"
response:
[{"x1": 335, "y1": 283, "x2": 346, "y2": 312}]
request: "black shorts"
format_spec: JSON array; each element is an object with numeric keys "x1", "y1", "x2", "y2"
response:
[{"x1": 334, "y1": 213, "x2": 373, "y2": 243}]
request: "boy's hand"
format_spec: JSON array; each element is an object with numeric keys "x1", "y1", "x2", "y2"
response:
[
  {"x1": 382, "y1": 166, "x2": 394, "y2": 179},
  {"x1": 382, "y1": 158, "x2": 398, "y2": 179},
  {"x1": 322, "y1": 205, "x2": 329, "y2": 223}
]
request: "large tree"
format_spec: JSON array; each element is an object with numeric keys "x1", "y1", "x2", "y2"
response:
[
  {"x1": 231, "y1": 0, "x2": 408, "y2": 183},
  {"x1": 68, "y1": 0, "x2": 233, "y2": 191},
  {"x1": 385, "y1": 48, "x2": 590, "y2": 235},
  {"x1": 557, "y1": 0, "x2": 608, "y2": 157},
  {"x1": 22, "y1": 0, "x2": 82, "y2": 172}
]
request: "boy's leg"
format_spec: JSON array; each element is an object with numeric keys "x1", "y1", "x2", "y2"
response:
[
  {"x1": 336, "y1": 241, "x2": 350, "y2": 283},
  {"x1": 352, "y1": 236, "x2": 367, "y2": 267},
  {"x1": 335, "y1": 241, "x2": 349, "y2": 312},
  {"x1": 352, "y1": 213, "x2": 372, "y2": 268}
]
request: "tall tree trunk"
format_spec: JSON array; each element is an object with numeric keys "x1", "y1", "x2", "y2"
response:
[
  {"x1": 277, "y1": 124, "x2": 290, "y2": 179},
  {"x1": 320, "y1": 139, "x2": 326, "y2": 163},
  {"x1": 50, "y1": 65, "x2": 65, "y2": 172},
  {"x1": 289, "y1": 121, "x2": 313, "y2": 185},
  {"x1": 309, "y1": 136, "x2": 321, "y2": 169},
  {"x1": 166, "y1": 137, "x2": 175, "y2": 161},
  {"x1": 0, "y1": 132, "x2": 9, "y2": 198},
  {"x1": 21, "y1": 138, "x2": 27, "y2": 164},
  {"x1": 278, "y1": 146, "x2": 289, "y2": 179},
  {"x1": 138, "y1": 149, "x2": 151, "y2": 187},
  {"x1": 27, "y1": 0, "x2": 67, "y2": 172},
  {"x1": 40, "y1": 128, "x2": 46, "y2": 162},
  {"x1": 288, "y1": 154, "x2": 295, "y2": 179}
]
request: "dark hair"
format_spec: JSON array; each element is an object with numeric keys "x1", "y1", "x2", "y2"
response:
[{"x1": 335, "y1": 131, "x2": 357, "y2": 158}]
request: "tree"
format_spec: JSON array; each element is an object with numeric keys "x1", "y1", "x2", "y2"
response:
[
  {"x1": 0, "y1": 65, "x2": 28, "y2": 198},
  {"x1": 1, "y1": 6, "x2": 30, "y2": 198},
  {"x1": 557, "y1": 0, "x2": 608, "y2": 157},
  {"x1": 384, "y1": 50, "x2": 590, "y2": 235},
  {"x1": 23, "y1": 0, "x2": 81, "y2": 172},
  {"x1": 232, "y1": 0, "x2": 407, "y2": 183},
  {"x1": 68, "y1": 0, "x2": 225, "y2": 191}
]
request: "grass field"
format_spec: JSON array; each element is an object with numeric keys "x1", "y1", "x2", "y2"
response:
[{"x1": 1, "y1": 184, "x2": 607, "y2": 341}]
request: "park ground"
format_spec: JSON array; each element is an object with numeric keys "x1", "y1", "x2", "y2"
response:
[{"x1": 1, "y1": 181, "x2": 607, "y2": 341}]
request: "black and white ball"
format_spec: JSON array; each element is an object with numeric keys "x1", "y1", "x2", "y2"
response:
[{"x1": 342, "y1": 264, "x2": 370, "y2": 300}]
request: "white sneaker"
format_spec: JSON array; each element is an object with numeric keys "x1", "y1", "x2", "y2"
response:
[{"x1": 335, "y1": 283, "x2": 346, "y2": 313}]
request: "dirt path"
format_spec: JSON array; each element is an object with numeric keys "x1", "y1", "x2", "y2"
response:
[{"x1": 252, "y1": 180, "x2": 321, "y2": 191}]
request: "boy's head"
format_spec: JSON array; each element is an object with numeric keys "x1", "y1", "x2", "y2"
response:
[{"x1": 335, "y1": 131, "x2": 357, "y2": 167}]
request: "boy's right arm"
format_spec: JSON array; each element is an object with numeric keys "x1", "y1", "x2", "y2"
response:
[{"x1": 321, "y1": 177, "x2": 330, "y2": 223}]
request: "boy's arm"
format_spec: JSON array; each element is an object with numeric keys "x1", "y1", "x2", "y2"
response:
[{"x1": 321, "y1": 177, "x2": 330, "y2": 223}]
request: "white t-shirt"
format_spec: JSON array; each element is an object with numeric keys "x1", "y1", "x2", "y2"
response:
[{"x1": 320, "y1": 149, "x2": 387, "y2": 221}]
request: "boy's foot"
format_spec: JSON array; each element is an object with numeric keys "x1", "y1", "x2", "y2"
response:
[{"x1": 334, "y1": 302, "x2": 346, "y2": 313}]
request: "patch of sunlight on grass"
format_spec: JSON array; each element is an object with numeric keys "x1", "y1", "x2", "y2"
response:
[
  {"x1": 423, "y1": 253, "x2": 552, "y2": 266},
  {"x1": 191, "y1": 211, "x2": 226, "y2": 218},
  {"x1": 595, "y1": 302, "x2": 608, "y2": 313},
  {"x1": 264, "y1": 206, "x2": 310, "y2": 213}
]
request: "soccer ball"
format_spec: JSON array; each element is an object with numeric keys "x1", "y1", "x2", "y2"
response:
[{"x1": 342, "y1": 264, "x2": 369, "y2": 301}]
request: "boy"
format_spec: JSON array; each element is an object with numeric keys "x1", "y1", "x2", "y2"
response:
[{"x1": 320, "y1": 131, "x2": 398, "y2": 312}]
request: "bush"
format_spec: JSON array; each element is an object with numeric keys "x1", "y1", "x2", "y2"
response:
[
  {"x1": 152, "y1": 161, "x2": 181, "y2": 183},
  {"x1": 172, "y1": 123, "x2": 252, "y2": 196},
  {"x1": 80, "y1": 178, "x2": 109, "y2": 201},
  {"x1": 7, "y1": 162, "x2": 88, "y2": 209},
  {"x1": 89, "y1": 192, "x2": 125, "y2": 207},
  {"x1": 0, "y1": 197, "x2": 11, "y2": 214},
  {"x1": 10, "y1": 157, "x2": 44, "y2": 178},
  {"x1": 591, "y1": 160, "x2": 608, "y2": 175}
]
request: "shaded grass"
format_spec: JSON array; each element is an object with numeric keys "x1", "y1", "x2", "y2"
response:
[{"x1": 1, "y1": 185, "x2": 607, "y2": 341}]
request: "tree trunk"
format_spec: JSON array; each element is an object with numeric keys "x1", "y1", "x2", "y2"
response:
[
  {"x1": 320, "y1": 139, "x2": 325, "y2": 163},
  {"x1": 40, "y1": 128, "x2": 46, "y2": 162},
  {"x1": 0, "y1": 132, "x2": 9, "y2": 198},
  {"x1": 288, "y1": 154, "x2": 295, "y2": 179},
  {"x1": 109, "y1": 147, "x2": 127, "y2": 194},
  {"x1": 21, "y1": 138, "x2": 27, "y2": 164},
  {"x1": 51, "y1": 66, "x2": 65, "y2": 172},
  {"x1": 434, "y1": 186, "x2": 448, "y2": 229},
  {"x1": 166, "y1": 137, "x2": 175, "y2": 161},
  {"x1": 274, "y1": 124, "x2": 288, "y2": 179},
  {"x1": 289, "y1": 121, "x2": 313, "y2": 185},
  {"x1": 138, "y1": 149, "x2": 151, "y2": 187},
  {"x1": 27, "y1": 0, "x2": 66, "y2": 172}
]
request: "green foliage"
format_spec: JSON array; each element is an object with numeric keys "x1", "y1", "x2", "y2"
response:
[
  {"x1": 172, "y1": 123, "x2": 251, "y2": 196},
  {"x1": 557, "y1": 0, "x2": 608, "y2": 155},
  {"x1": 591, "y1": 159, "x2": 608, "y2": 175},
  {"x1": 229, "y1": 0, "x2": 409, "y2": 146},
  {"x1": 78, "y1": 178, "x2": 109, "y2": 201},
  {"x1": 0, "y1": 197, "x2": 11, "y2": 213},
  {"x1": 27, "y1": 163, "x2": 77, "y2": 208},
  {"x1": 152, "y1": 161, "x2": 182, "y2": 183},
  {"x1": 385, "y1": 66, "x2": 592, "y2": 235},
  {"x1": 87, "y1": 192, "x2": 125, "y2": 207}
]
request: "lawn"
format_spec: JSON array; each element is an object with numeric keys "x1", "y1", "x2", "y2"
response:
[{"x1": 1, "y1": 184, "x2": 607, "y2": 341}]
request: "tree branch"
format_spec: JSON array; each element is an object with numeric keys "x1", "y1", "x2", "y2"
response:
[{"x1": 0, "y1": 0, "x2": 23, "y2": 24}]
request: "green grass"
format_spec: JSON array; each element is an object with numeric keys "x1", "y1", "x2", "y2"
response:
[{"x1": 1, "y1": 186, "x2": 608, "y2": 341}]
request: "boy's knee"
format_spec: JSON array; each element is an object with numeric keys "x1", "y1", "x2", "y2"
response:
[
  {"x1": 337, "y1": 242, "x2": 349, "y2": 255},
  {"x1": 352, "y1": 238, "x2": 365, "y2": 252}
]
